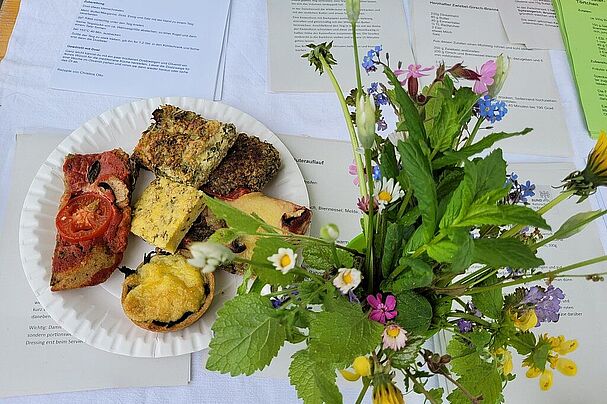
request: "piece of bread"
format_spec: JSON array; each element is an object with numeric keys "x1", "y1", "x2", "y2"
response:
[
  {"x1": 51, "y1": 150, "x2": 134, "y2": 291},
  {"x1": 131, "y1": 177, "x2": 206, "y2": 253},
  {"x1": 201, "y1": 133, "x2": 281, "y2": 197},
  {"x1": 121, "y1": 253, "x2": 214, "y2": 332},
  {"x1": 133, "y1": 105, "x2": 238, "y2": 188}
]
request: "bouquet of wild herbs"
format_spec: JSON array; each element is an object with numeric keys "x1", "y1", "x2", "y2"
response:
[{"x1": 189, "y1": 1, "x2": 607, "y2": 402}]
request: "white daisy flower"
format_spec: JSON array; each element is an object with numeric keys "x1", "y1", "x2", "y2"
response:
[
  {"x1": 188, "y1": 242, "x2": 235, "y2": 273},
  {"x1": 374, "y1": 178, "x2": 404, "y2": 212},
  {"x1": 268, "y1": 248, "x2": 297, "y2": 274},
  {"x1": 382, "y1": 324, "x2": 408, "y2": 351},
  {"x1": 332, "y1": 267, "x2": 362, "y2": 294}
]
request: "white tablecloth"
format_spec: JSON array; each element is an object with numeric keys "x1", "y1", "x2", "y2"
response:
[{"x1": 0, "y1": 0, "x2": 598, "y2": 402}]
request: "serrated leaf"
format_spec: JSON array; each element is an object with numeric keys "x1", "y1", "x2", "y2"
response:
[
  {"x1": 453, "y1": 87, "x2": 480, "y2": 125},
  {"x1": 450, "y1": 231, "x2": 474, "y2": 274},
  {"x1": 250, "y1": 237, "x2": 298, "y2": 286},
  {"x1": 434, "y1": 129, "x2": 533, "y2": 169},
  {"x1": 428, "y1": 388, "x2": 445, "y2": 404},
  {"x1": 474, "y1": 150, "x2": 507, "y2": 198},
  {"x1": 207, "y1": 294, "x2": 286, "y2": 376},
  {"x1": 510, "y1": 332, "x2": 536, "y2": 356},
  {"x1": 424, "y1": 82, "x2": 445, "y2": 134},
  {"x1": 203, "y1": 194, "x2": 272, "y2": 234},
  {"x1": 399, "y1": 140, "x2": 438, "y2": 242},
  {"x1": 427, "y1": 240, "x2": 459, "y2": 263},
  {"x1": 395, "y1": 291, "x2": 433, "y2": 335},
  {"x1": 289, "y1": 350, "x2": 342, "y2": 404},
  {"x1": 440, "y1": 161, "x2": 477, "y2": 229},
  {"x1": 384, "y1": 66, "x2": 427, "y2": 144},
  {"x1": 552, "y1": 210, "x2": 607, "y2": 240},
  {"x1": 457, "y1": 203, "x2": 550, "y2": 229},
  {"x1": 208, "y1": 228, "x2": 240, "y2": 244},
  {"x1": 382, "y1": 223, "x2": 406, "y2": 277},
  {"x1": 471, "y1": 275, "x2": 503, "y2": 319},
  {"x1": 302, "y1": 242, "x2": 353, "y2": 272},
  {"x1": 429, "y1": 100, "x2": 459, "y2": 152},
  {"x1": 385, "y1": 257, "x2": 433, "y2": 291},
  {"x1": 308, "y1": 299, "x2": 383, "y2": 367},
  {"x1": 380, "y1": 141, "x2": 400, "y2": 179},
  {"x1": 390, "y1": 337, "x2": 425, "y2": 369},
  {"x1": 473, "y1": 238, "x2": 544, "y2": 269}
]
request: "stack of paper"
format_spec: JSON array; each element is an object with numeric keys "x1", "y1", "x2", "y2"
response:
[
  {"x1": 50, "y1": 0, "x2": 233, "y2": 101},
  {"x1": 553, "y1": 0, "x2": 607, "y2": 138}
]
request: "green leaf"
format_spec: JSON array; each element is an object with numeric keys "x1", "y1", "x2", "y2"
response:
[
  {"x1": 473, "y1": 238, "x2": 544, "y2": 269},
  {"x1": 429, "y1": 100, "x2": 459, "y2": 152},
  {"x1": 395, "y1": 291, "x2": 433, "y2": 335},
  {"x1": 450, "y1": 231, "x2": 474, "y2": 274},
  {"x1": 440, "y1": 161, "x2": 477, "y2": 229},
  {"x1": 427, "y1": 240, "x2": 459, "y2": 263},
  {"x1": 434, "y1": 128, "x2": 533, "y2": 169},
  {"x1": 457, "y1": 203, "x2": 550, "y2": 229},
  {"x1": 384, "y1": 65, "x2": 427, "y2": 144},
  {"x1": 510, "y1": 332, "x2": 536, "y2": 355},
  {"x1": 302, "y1": 242, "x2": 353, "y2": 272},
  {"x1": 447, "y1": 337, "x2": 504, "y2": 404},
  {"x1": 436, "y1": 168, "x2": 464, "y2": 201},
  {"x1": 207, "y1": 294, "x2": 286, "y2": 375},
  {"x1": 385, "y1": 258, "x2": 433, "y2": 291},
  {"x1": 250, "y1": 237, "x2": 298, "y2": 286},
  {"x1": 382, "y1": 223, "x2": 406, "y2": 277},
  {"x1": 380, "y1": 141, "x2": 400, "y2": 179},
  {"x1": 552, "y1": 210, "x2": 607, "y2": 240},
  {"x1": 471, "y1": 275, "x2": 504, "y2": 319},
  {"x1": 203, "y1": 194, "x2": 271, "y2": 234},
  {"x1": 289, "y1": 349, "x2": 342, "y2": 404},
  {"x1": 474, "y1": 150, "x2": 507, "y2": 198},
  {"x1": 453, "y1": 87, "x2": 480, "y2": 125},
  {"x1": 428, "y1": 388, "x2": 445, "y2": 404},
  {"x1": 390, "y1": 337, "x2": 425, "y2": 369},
  {"x1": 208, "y1": 228, "x2": 240, "y2": 244},
  {"x1": 531, "y1": 340, "x2": 551, "y2": 371},
  {"x1": 423, "y1": 82, "x2": 445, "y2": 134},
  {"x1": 308, "y1": 299, "x2": 383, "y2": 367},
  {"x1": 398, "y1": 140, "x2": 438, "y2": 242}
]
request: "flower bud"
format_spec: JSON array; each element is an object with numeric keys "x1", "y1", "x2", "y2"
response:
[
  {"x1": 188, "y1": 241, "x2": 235, "y2": 273},
  {"x1": 488, "y1": 54, "x2": 510, "y2": 97},
  {"x1": 356, "y1": 93, "x2": 376, "y2": 149},
  {"x1": 319, "y1": 223, "x2": 340, "y2": 241},
  {"x1": 352, "y1": 356, "x2": 372, "y2": 377},
  {"x1": 346, "y1": 0, "x2": 360, "y2": 24}
]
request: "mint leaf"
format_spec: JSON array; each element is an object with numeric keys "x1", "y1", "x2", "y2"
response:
[
  {"x1": 207, "y1": 294, "x2": 286, "y2": 375},
  {"x1": 390, "y1": 337, "x2": 425, "y2": 369},
  {"x1": 457, "y1": 203, "x2": 550, "y2": 229},
  {"x1": 250, "y1": 237, "x2": 298, "y2": 286},
  {"x1": 429, "y1": 100, "x2": 459, "y2": 152},
  {"x1": 399, "y1": 140, "x2": 438, "y2": 242},
  {"x1": 302, "y1": 242, "x2": 353, "y2": 272},
  {"x1": 309, "y1": 299, "x2": 383, "y2": 367},
  {"x1": 434, "y1": 129, "x2": 532, "y2": 169},
  {"x1": 453, "y1": 87, "x2": 479, "y2": 125},
  {"x1": 384, "y1": 257, "x2": 433, "y2": 291},
  {"x1": 382, "y1": 222, "x2": 407, "y2": 277},
  {"x1": 440, "y1": 161, "x2": 477, "y2": 229},
  {"x1": 552, "y1": 210, "x2": 607, "y2": 240},
  {"x1": 427, "y1": 239, "x2": 459, "y2": 263},
  {"x1": 289, "y1": 349, "x2": 342, "y2": 404},
  {"x1": 474, "y1": 150, "x2": 507, "y2": 198},
  {"x1": 450, "y1": 230, "x2": 474, "y2": 274},
  {"x1": 473, "y1": 238, "x2": 544, "y2": 269},
  {"x1": 203, "y1": 194, "x2": 272, "y2": 234},
  {"x1": 395, "y1": 291, "x2": 433, "y2": 335},
  {"x1": 379, "y1": 141, "x2": 400, "y2": 179},
  {"x1": 471, "y1": 275, "x2": 504, "y2": 319}
]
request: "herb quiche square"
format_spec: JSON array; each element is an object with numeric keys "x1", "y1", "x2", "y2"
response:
[
  {"x1": 133, "y1": 105, "x2": 238, "y2": 188},
  {"x1": 131, "y1": 177, "x2": 205, "y2": 253}
]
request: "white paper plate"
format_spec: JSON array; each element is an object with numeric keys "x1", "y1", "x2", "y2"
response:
[{"x1": 19, "y1": 97, "x2": 309, "y2": 358}]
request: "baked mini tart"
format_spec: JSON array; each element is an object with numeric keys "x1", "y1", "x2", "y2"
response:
[{"x1": 120, "y1": 252, "x2": 214, "y2": 332}]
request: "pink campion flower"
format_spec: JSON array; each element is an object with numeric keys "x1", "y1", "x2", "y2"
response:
[
  {"x1": 367, "y1": 293, "x2": 397, "y2": 324},
  {"x1": 394, "y1": 64, "x2": 434, "y2": 84},
  {"x1": 348, "y1": 161, "x2": 360, "y2": 185},
  {"x1": 473, "y1": 60, "x2": 497, "y2": 95},
  {"x1": 357, "y1": 195, "x2": 378, "y2": 214}
]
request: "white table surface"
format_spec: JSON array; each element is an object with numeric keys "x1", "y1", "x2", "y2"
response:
[{"x1": 0, "y1": 0, "x2": 599, "y2": 403}]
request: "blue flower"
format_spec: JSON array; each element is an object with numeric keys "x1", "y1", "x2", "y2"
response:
[
  {"x1": 521, "y1": 180, "x2": 536, "y2": 199},
  {"x1": 456, "y1": 319, "x2": 473, "y2": 333},
  {"x1": 522, "y1": 285, "x2": 565, "y2": 325},
  {"x1": 374, "y1": 45, "x2": 382, "y2": 53},
  {"x1": 368, "y1": 82, "x2": 379, "y2": 94},
  {"x1": 362, "y1": 45, "x2": 382, "y2": 73},
  {"x1": 476, "y1": 95, "x2": 508, "y2": 124},
  {"x1": 377, "y1": 117, "x2": 388, "y2": 131},
  {"x1": 375, "y1": 93, "x2": 389, "y2": 106},
  {"x1": 372, "y1": 165, "x2": 382, "y2": 181}
]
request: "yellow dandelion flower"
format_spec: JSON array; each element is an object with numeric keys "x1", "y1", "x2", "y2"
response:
[
  {"x1": 373, "y1": 380, "x2": 405, "y2": 404},
  {"x1": 563, "y1": 131, "x2": 607, "y2": 201},
  {"x1": 539, "y1": 369, "x2": 554, "y2": 391},
  {"x1": 555, "y1": 358, "x2": 578, "y2": 376}
]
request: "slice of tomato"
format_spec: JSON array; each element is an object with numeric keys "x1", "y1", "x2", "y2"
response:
[{"x1": 56, "y1": 193, "x2": 115, "y2": 242}]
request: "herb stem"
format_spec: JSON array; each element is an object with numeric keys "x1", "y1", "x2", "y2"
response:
[
  {"x1": 448, "y1": 311, "x2": 491, "y2": 327},
  {"x1": 319, "y1": 55, "x2": 367, "y2": 196},
  {"x1": 354, "y1": 378, "x2": 371, "y2": 404},
  {"x1": 463, "y1": 117, "x2": 484, "y2": 148},
  {"x1": 364, "y1": 149, "x2": 376, "y2": 292},
  {"x1": 351, "y1": 23, "x2": 363, "y2": 94},
  {"x1": 405, "y1": 370, "x2": 439, "y2": 404}
]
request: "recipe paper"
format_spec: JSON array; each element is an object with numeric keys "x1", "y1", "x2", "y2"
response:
[
  {"x1": 553, "y1": 0, "x2": 607, "y2": 138},
  {"x1": 50, "y1": 0, "x2": 230, "y2": 99},
  {"x1": 496, "y1": 0, "x2": 564, "y2": 50},
  {"x1": 267, "y1": 0, "x2": 414, "y2": 92},
  {"x1": 412, "y1": 0, "x2": 573, "y2": 158},
  {"x1": 0, "y1": 131, "x2": 190, "y2": 398}
]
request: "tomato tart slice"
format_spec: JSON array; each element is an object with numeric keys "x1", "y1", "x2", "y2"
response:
[{"x1": 50, "y1": 150, "x2": 136, "y2": 291}]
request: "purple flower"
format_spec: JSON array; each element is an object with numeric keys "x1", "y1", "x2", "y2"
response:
[
  {"x1": 456, "y1": 319, "x2": 473, "y2": 333},
  {"x1": 377, "y1": 116, "x2": 388, "y2": 131},
  {"x1": 468, "y1": 302, "x2": 482, "y2": 317},
  {"x1": 367, "y1": 293, "x2": 397, "y2": 324},
  {"x1": 348, "y1": 289, "x2": 360, "y2": 303},
  {"x1": 271, "y1": 295, "x2": 289, "y2": 308},
  {"x1": 357, "y1": 195, "x2": 378, "y2": 214},
  {"x1": 522, "y1": 285, "x2": 565, "y2": 325},
  {"x1": 473, "y1": 60, "x2": 497, "y2": 95}
]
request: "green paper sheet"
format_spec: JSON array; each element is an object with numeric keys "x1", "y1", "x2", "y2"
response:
[{"x1": 553, "y1": 0, "x2": 607, "y2": 138}]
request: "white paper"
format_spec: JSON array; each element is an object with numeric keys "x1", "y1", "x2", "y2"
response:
[
  {"x1": 496, "y1": 0, "x2": 564, "y2": 50},
  {"x1": 51, "y1": 0, "x2": 230, "y2": 99},
  {"x1": 0, "y1": 132, "x2": 190, "y2": 398},
  {"x1": 267, "y1": 0, "x2": 415, "y2": 92},
  {"x1": 502, "y1": 162, "x2": 607, "y2": 402},
  {"x1": 412, "y1": 0, "x2": 573, "y2": 158},
  {"x1": 213, "y1": 1, "x2": 232, "y2": 101}
]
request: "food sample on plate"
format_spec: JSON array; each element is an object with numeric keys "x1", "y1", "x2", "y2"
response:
[
  {"x1": 181, "y1": 192, "x2": 312, "y2": 274},
  {"x1": 51, "y1": 150, "x2": 135, "y2": 291},
  {"x1": 201, "y1": 133, "x2": 281, "y2": 197},
  {"x1": 121, "y1": 253, "x2": 214, "y2": 332},
  {"x1": 133, "y1": 105, "x2": 238, "y2": 188},
  {"x1": 131, "y1": 176, "x2": 206, "y2": 253}
]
